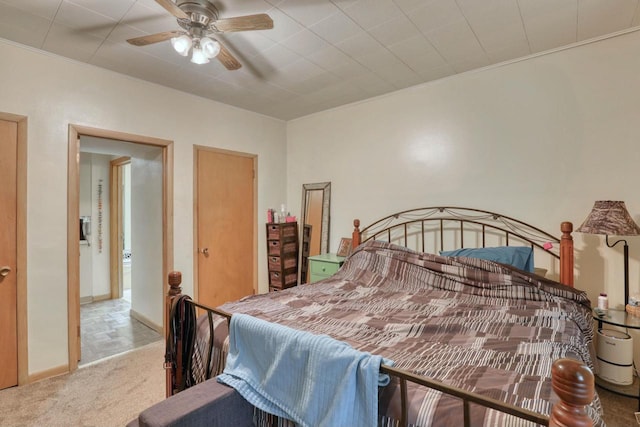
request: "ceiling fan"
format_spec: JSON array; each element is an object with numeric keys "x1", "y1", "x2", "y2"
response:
[{"x1": 126, "y1": 0, "x2": 273, "y2": 70}]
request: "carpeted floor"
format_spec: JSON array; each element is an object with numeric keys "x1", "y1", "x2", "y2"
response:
[
  {"x1": 598, "y1": 387, "x2": 638, "y2": 427},
  {"x1": 0, "y1": 340, "x2": 164, "y2": 427},
  {"x1": 0, "y1": 339, "x2": 636, "y2": 426}
]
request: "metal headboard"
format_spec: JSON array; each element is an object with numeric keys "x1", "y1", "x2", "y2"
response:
[{"x1": 358, "y1": 206, "x2": 561, "y2": 259}]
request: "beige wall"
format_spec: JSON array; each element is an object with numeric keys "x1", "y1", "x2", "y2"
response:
[
  {"x1": 78, "y1": 152, "x2": 111, "y2": 301},
  {"x1": 0, "y1": 39, "x2": 287, "y2": 376},
  {"x1": 130, "y1": 151, "x2": 163, "y2": 329},
  {"x1": 89, "y1": 153, "x2": 112, "y2": 299},
  {"x1": 79, "y1": 153, "x2": 92, "y2": 300},
  {"x1": 287, "y1": 30, "x2": 640, "y2": 362}
]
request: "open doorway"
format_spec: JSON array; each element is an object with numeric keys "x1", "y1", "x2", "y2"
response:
[
  {"x1": 68, "y1": 125, "x2": 173, "y2": 372},
  {"x1": 77, "y1": 144, "x2": 163, "y2": 366}
]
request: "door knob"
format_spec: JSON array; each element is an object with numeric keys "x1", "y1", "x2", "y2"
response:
[
  {"x1": 200, "y1": 248, "x2": 209, "y2": 256},
  {"x1": 0, "y1": 266, "x2": 11, "y2": 277}
]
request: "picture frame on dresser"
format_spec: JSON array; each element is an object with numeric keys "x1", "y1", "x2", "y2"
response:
[{"x1": 336, "y1": 237, "x2": 352, "y2": 257}]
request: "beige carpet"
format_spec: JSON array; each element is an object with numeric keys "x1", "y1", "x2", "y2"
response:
[
  {"x1": 0, "y1": 339, "x2": 636, "y2": 426},
  {"x1": 0, "y1": 340, "x2": 165, "y2": 427},
  {"x1": 598, "y1": 387, "x2": 638, "y2": 427}
]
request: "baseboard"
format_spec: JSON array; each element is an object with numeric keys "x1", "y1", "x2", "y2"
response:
[
  {"x1": 130, "y1": 308, "x2": 163, "y2": 334},
  {"x1": 28, "y1": 364, "x2": 69, "y2": 384},
  {"x1": 80, "y1": 293, "x2": 111, "y2": 305},
  {"x1": 92, "y1": 293, "x2": 111, "y2": 302}
]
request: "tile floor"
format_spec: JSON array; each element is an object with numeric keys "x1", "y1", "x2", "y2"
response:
[{"x1": 79, "y1": 291, "x2": 161, "y2": 366}]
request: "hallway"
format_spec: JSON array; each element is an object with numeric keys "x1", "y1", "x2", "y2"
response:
[{"x1": 79, "y1": 289, "x2": 161, "y2": 366}]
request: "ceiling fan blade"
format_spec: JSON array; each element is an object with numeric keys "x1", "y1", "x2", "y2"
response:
[
  {"x1": 155, "y1": 0, "x2": 189, "y2": 19},
  {"x1": 216, "y1": 44, "x2": 242, "y2": 70},
  {"x1": 214, "y1": 14, "x2": 273, "y2": 32},
  {"x1": 127, "y1": 30, "x2": 185, "y2": 46}
]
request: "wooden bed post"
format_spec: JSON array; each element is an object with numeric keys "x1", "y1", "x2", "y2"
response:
[
  {"x1": 559, "y1": 222, "x2": 574, "y2": 287},
  {"x1": 166, "y1": 271, "x2": 182, "y2": 397},
  {"x1": 549, "y1": 358, "x2": 594, "y2": 427},
  {"x1": 352, "y1": 219, "x2": 361, "y2": 250}
]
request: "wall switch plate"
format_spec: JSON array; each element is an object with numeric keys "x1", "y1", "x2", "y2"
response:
[{"x1": 635, "y1": 411, "x2": 640, "y2": 424}]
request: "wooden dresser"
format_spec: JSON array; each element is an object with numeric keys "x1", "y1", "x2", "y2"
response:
[{"x1": 266, "y1": 222, "x2": 299, "y2": 291}]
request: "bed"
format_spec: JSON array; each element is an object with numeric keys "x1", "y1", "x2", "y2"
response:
[{"x1": 153, "y1": 207, "x2": 600, "y2": 427}]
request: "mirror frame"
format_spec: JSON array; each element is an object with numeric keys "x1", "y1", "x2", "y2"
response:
[{"x1": 299, "y1": 182, "x2": 331, "y2": 282}]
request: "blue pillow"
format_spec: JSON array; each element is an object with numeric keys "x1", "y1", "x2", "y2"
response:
[{"x1": 439, "y1": 246, "x2": 534, "y2": 273}]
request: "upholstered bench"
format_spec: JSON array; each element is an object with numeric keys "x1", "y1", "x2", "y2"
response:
[{"x1": 127, "y1": 380, "x2": 253, "y2": 427}]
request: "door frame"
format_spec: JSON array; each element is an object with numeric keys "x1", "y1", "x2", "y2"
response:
[
  {"x1": 110, "y1": 157, "x2": 131, "y2": 300},
  {"x1": 0, "y1": 112, "x2": 27, "y2": 385},
  {"x1": 67, "y1": 125, "x2": 173, "y2": 372},
  {"x1": 193, "y1": 145, "x2": 258, "y2": 301}
]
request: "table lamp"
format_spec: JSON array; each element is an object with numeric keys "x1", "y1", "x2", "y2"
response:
[{"x1": 576, "y1": 201, "x2": 640, "y2": 306}]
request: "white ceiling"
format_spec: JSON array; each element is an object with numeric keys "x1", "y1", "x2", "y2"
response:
[{"x1": 1, "y1": 0, "x2": 640, "y2": 120}]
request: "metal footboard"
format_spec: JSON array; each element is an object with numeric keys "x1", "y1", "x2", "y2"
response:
[{"x1": 168, "y1": 298, "x2": 594, "y2": 427}]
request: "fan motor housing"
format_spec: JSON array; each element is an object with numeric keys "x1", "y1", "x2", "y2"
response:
[{"x1": 176, "y1": 0, "x2": 219, "y2": 24}]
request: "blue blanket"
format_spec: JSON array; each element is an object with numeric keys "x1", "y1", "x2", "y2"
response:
[{"x1": 217, "y1": 313, "x2": 393, "y2": 427}]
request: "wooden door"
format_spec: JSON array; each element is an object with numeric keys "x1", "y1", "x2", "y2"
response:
[
  {"x1": 0, "y1": 119, "x2": 18, "y2": 389},
  {"x1": 196, "y1": 149, "x2": 255, "y2": 307},
  {"x1": 110, "y1": 157, "x2": 131, "y2": 300}
]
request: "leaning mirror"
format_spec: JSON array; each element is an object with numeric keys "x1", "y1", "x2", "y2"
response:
[{"x1": 298, "y1": 182, "x2": 331, "y2": 284}]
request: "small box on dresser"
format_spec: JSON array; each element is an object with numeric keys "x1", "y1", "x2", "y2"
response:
[{"x1": 266, "y1": 222, "x2": 299, "y2": 291}]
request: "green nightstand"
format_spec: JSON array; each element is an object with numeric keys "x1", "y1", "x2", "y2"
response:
[{"x1": 308, "y1": 253, "x2": 346, "y2": 283}]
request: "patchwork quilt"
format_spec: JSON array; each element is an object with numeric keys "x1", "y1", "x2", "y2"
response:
[{"x1": 190, "y1": 240, "x2": 603, "y2": 427}]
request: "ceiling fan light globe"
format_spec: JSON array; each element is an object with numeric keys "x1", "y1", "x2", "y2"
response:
[
  {"x1": 191, "y1": 47, "x2": 210, "y2": 64},
  {"x1": 200, "y1": 37, "x2": 221, "y2": 58},
  {"x1": 171, "y1": 35, "x2": 192, "y2": 56}
]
